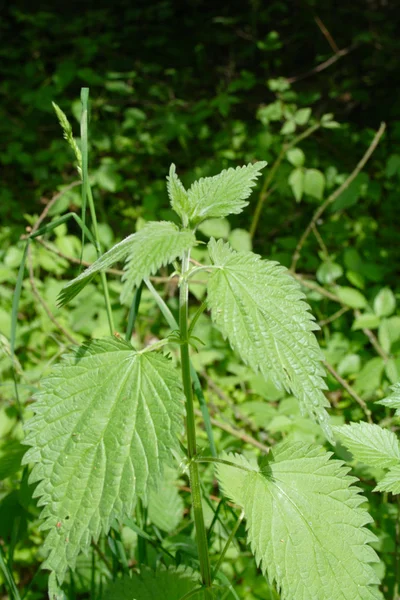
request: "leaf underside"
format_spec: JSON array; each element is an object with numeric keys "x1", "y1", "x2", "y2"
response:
[
  {"x1": 104, "y1": 566, "x2": 205, "y2": 600},
  {"x1": 206, "y1": 238, "x2": 331, "y2": 439},
  {"x1": 182, "y1": 161, "x2": 267, "y2": 225},
  {"x1": 217, "y1": 443, "x2": 381, "y2": 600},
  {"x1": 58, "y1": 221, "x2": 196, "y2": 305},
  {"x1": 23, "y1": 338, "x2": 185, "y2": 582}
]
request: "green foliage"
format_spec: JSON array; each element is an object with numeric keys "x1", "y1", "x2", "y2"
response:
[
  {"x1": 22, "y1": 338, "x2": 185, "y2": 581},
  {"x1": 104, "y1": 566, "x2": 204, "y2": 600},
  {"x1": 58, "y1": 222, "x2": 196, "y2": 305},
  {"x1": 206, "y1": 238, "x2": 331, "y2": 439},
  {"x1": 184, "y1": 161, "x2": 267, "y2": 225},
  {"x1": 217, "y1": 443, "x2": 381, "y2": 600},
  {"x1": 2, "y1": 4, "x2": 400, "y2": 593},
  {"x1": 335, "y1": 422, "x2": 400, "y2": 469}
]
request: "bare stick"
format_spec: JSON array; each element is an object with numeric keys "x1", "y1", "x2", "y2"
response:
[
  {"x1": 324, "y1": 361, "x2": 372, "y2": 423},
  {"x1": 291, "y1": 122, "x2": 386, "y2": 271},
  {"x1": 314, "y1": 15, "x2": 340, "y2": 53},
  {"x1": 31, "y1": 181, "x2": 81, "y2": 234},
  {"x1": 354, "y1": 309, "x2": 389, "y2": 362},
  {"x1": 250, "y1": 122, "x2": 320, "y2": 239},
  {"x1": 287, "y1": 44, "x2": 357, "y2": 84},
  {"x1": 319, "y1": 306, "x2": 350, "y2": 327},
  {"x1": 195, "y1": 408, "x2": 270, "y2": 454},
  {"x1": 27, "y1": 245, "x2": 79, "y2": 346}
]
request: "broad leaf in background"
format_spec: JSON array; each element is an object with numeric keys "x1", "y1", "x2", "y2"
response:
[
  {"x1": 22, "y1": 338, "x2": 185, "y2": 581},
  {"x1": 334, "y1": 422, "x2": 400, "y2": 468},
  {"x1": 104, "y1": 566, "x2": 204, "y2": 599},
  {"x1": 58, "y1": 221, "x2": 196, "y2": 305},
  {"x1": 206, "y1": 238, "x2": 331, "y2": 439},
  {"x1": 185, "y1": 161, "x2": 267, "y2": 225},
  {"x1": 373, "y1": 287, "x2": 396, "y2": 318},
  {"x1": 217, "y1": 443, "x2": 381, "y2": 600}
]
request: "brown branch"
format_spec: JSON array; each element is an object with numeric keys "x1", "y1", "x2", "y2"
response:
[
  {"x1": 291, "y1": 122, "x2": 386, "y2": 271},
  {"x1": 30, "y1": 180, "x2": 81, "y2": 235},
  {"x1": 324, "y1": 361, "x2": 372, "y2": 423},
  {"x1": 314, "y1": 15, "x2": 340, "y2": 53},
  {"x1": 287, "y1": 44, "x2": 358, "y2": 84},
  {"x1": 319, "y1": 306, "x2": 350, "y2": 327},
  {"x1": 250, "y1": 122, "x2": 321, "y2": 239},
  {"x1": 195, "y1": 408, "x2": 270, "y2": 454},
  {"x1": 27, "y1": 245, "x2": 79, "y2": 346},
  {"x1": 354, "y1": 309, "x2": 389, "y2": 362}
]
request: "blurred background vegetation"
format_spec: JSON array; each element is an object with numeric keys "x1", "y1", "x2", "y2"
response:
[{"x1": 1, "y1": 1, "x2": 400, "y2": 598}]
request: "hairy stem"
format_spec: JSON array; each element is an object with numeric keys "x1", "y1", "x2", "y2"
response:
[{"x1": 179, "y1": 249, "x2": 212, "y2": 591}]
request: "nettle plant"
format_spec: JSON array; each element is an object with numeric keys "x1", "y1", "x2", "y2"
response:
[{"x1": 17, "y1": 91, "x2": 384, "y2": 600}]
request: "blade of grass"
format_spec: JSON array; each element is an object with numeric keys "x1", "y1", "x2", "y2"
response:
[
  {"x1": 0, "y1": 545, "x2": 21, "y2": 600},
  {"x1": 80, "y1": 88, "x2": 115, "y2": 335},
  {"x1": 125, "y1": 283, "x2": 143, "y2": 342},
  {"x1": 10, "y1": 241, "x2": 30, "y2": 422}
]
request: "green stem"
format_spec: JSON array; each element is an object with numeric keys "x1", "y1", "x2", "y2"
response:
[
  {"x1": 212, "y1": 510, "x2": 245, "y2": 582},
  {"x1": 179, "y1": 249, "x2": 212, "y2": 590},
  {"x1": 145, "y1": 279, "x2": 217, "y2": 456}
]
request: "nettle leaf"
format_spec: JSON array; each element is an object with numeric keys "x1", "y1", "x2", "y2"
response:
[
  {"x1": 334, "y1": 422, "x2": 400, "y2": 469},
  {"x1": 167, "y1": 164, "x2": 190, "y2": 224},
  {"x1": 147, "y1": 468, "x2": 184, "y2": 532},
  {"x1": 104, "y1": 566, "x2": 204, "y2": 600},
  {"x1": 217, "y1": 443, "x2": 381, "y2": 600},
  {"x1": 207, "y1": 239, "x2": 331, "y2": 439},
  {"x1": 374, "y1": 465, "x2": 400, "y2": 494},
  {"x1": 186, "y1": 161, "x2": 267, "y2": 225},
  {"x1": 22, "y1": 338, "x2": 185, "y2": 582},
  {"x1": 378, "y1": 382, "x2": 400, "y2": 414},
  {"x1": 58, "y1": 221, "x2": 196, "y2": 305}
]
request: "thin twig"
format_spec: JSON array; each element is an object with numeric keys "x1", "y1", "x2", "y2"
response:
[
  {"x1": 250, "y1": 122, "x2": 321, "y2": 239},
  {"x1": 195, "y1": 409, "x2": 270, "y2": 454},
  {"x1": 287, "y1": 44, "x2": 358, "y2": 84},
  {"x1": 293, "y1": 274, "x2": 343, "y2": 303},
  {"x1": 291, "y1": 122, "x2": 386, "y2": 271},
  {"x1": 27, "y1": 245, "x2": 79, "y2": 345},
  {"x1": 91, "y1": 541, "x2": 112, "y2": 573},
  {"x1": 26, "y1": 184, "x2": 82, "y2": 346},
  {"x1": 354, "y1": 310, "x2": 389, "y2": 362},
  {"x1": 319, "y1": 306, "x2": 350, "y2": 327},
  {"x1": 311, "y1": 223, "x2": 329, "y2": 259},
  {"x1": 314, "y1": 15, "x2": 340, "y2": 53},
  {"x1": 31, "y1": 181, "x2": 81, "y2": 234},
  {"x1": 324, "y1": 361, "x2": 372, "y2": 423}
]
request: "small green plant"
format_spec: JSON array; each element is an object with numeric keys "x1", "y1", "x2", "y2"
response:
[{"x1": 12, "y1": 90, "x2": 385, "y2": 600}]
